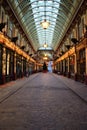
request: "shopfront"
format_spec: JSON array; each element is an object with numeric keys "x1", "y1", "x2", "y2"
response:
[
  {"x1": 6, "y1": 48, "x2": 14, "y2": 82},
  {"x1": 23, "y1": 58, "x2": 26, "y2": 76},
  {"x1": 77, "y1": 48, "x2": 85, "y2": 82},
  {"x1": 69, "y1": 55, "x2": 75, "y2": 79},
  {"x1": 16, "y1": 54, "x2": 22, "y2": 78},
  {"x1": 65, "y1": 58, "x2": 68, "y2": 76},
  {"x1": 0, "y1": 44, "x2": 2, "y2": 84}
]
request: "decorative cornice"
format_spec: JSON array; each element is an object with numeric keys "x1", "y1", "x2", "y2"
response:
[
  {"x1": 0, "y1": 33, "x2": 36, "y2": 63},
  {"x1": 2, "y1": 0, "x2": 35, "y2": 52},
  {"x1": 56, "y1": 0, "x2": 86, "y2": 52},
  {"x1": 55, "y1": 38, "x2": 87, "y2": 64}
]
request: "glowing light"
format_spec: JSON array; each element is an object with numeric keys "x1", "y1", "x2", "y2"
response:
[
  {"x1": 40, "y1": 19, "x2": 50, "y2": 29},
  {"x1": 45, "y1": 54, "x2": 47, "y2": 56},
  {"x1": 43, "y1": 56, "x2": 48, "y2": 60},
  {"x1": 44, "y1": 43, "x2": 47, "y2": 48}
]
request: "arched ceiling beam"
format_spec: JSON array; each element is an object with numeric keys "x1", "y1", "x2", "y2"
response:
[
  {"x1": 15, "y1": 0, "x2": 74, "y2": 16},
  {"x1": 28, "y1": 28, "x2": 62, "y2": 42},
  {"x1": 19, "y1": 6, "x2": 72, "y2": 22},
  {"x1": 22, "y1": 15, "x2": 67, "y2": 38},
  {"x1": 26, "y1": 21, "x2": 64, "y2": 35},
  {"x1": 22, "y1": 12, "x2": 67, "y2": 27},
  {"x1": 28, "y1": 24, "x2": 64, "y2": 40}
]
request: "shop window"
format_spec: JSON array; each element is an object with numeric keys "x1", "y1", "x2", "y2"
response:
[
  {"x1": 10, "y1": 52, "x2": 14, "y2": 76},
  {"x1": 0, "y1": 45, "x2": 2, "y2": 75},
  {"x1": 77, "y1": 51, "x2": 79, "y2": 60},
  {"x1": 6, "y1": 53, "x2": 10, "y2": 75},
  {"x1": 69, "y1": 55, "x2": 75, "y2": 73},
  {"x1": 23, "y1": 58, "x2": 26, "y2": 76},
  {"x1": 77, "y1": 49, "x2": 85, "y2": 75},
  {"x1": 80, "y1": 62, "x2": 85, "y2": 75},
  {"x1": 16, "y1": 55, "x2": 22, "y2": 78},
  {"x1": 65, "y1": 59, "x2": 68, "y2": 73},
  {"x1": 79, "y1": 48, "x2": 85, "y2": 60}
]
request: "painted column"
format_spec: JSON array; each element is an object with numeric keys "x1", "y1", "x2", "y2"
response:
[
  {"x1": 68, "y1": 57, "x2": 70, "y2": 78},
  {"x1": 36, "y1": 63, "x2": 37, "y2": 72},
  {"x1": 74, "y1": 53, "x2": 77, "y2": 80},
  {"x1": 53, "y1": 63, "x2": 56, "y2": 72},
  {"x1": 21, "y1": 56, "x2": 23, "y2": 77},
  {"x1": 84, "y1": 10, "x2": 87, "y2": 84},
  {"x1": 58, "y1": 62, "x2": 60, "y2": 72},
  {"x1": 85, "y1": 45, "x2": 87, "y2": 84},
  {"x1": 60, "y1": 61, "x2": 62, "y2": 74},
  {"x1": 63, "y1": 59, "x2": 66, "y2": 76},
  {"x1": 61, "y1": 60, "x2": 63, "y2": 74},
  {"x1": 13, "y1": 52, "x2": 16, "y2": 80},
  {"x1": 2, "y1": 47, "x2": 6, "y2": 84},
  {"x1": 26, "y1": 60, "x2": 29, "y2": 77}
]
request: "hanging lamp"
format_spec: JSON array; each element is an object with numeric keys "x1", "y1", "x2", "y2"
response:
[{"x1": 40, "y1": 0, "x2": 50, "y2": 29}]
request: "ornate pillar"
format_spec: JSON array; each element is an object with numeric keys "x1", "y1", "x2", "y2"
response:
[
  {"x1": 85, "y1": 44, "x2": 87, "y2": 84},
  {"x1": 35, "y1": 62, "x2": 37, "y2": 72},
  {"x1": 2, "y1": 47, "x2": 6, "y2": 84},
  {"x1": 84, "y1": 9, "x2": 87, "y2": 84},
  {"x1": 63, "y1": 59, "x2": 65, "y2": 76},
  {"x1": 35, "y1": 62, "x2": 37, "y2": 73},
  {"x1": 13, "y1": 52, "x2": 16, "y2": 80},
  {"x1": 26, "y1": 59, "x2": 29, "y2": 74},
  {"x1": 74, "y1": 53, "x2": 77, "y2": 80},
  {"x1": 65, "y1": 45, "x2": 71, "y2": 78},
  {"x1": 58, "y1": 62, "x2": 60, "y2": 72},
  {"x1": 68, "y1": 57, "x2": 70, "y2": 78},
  {"x1": 21, "y1": 56, "x2": 24, "y2": 77},
  {"x1": 53, "y1": 63, "x2": 56, "y2": 73}
]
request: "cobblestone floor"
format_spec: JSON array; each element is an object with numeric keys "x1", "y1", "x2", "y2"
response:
[{"x1": 0, "y1": 73, "x2": 87, "y2": 130}]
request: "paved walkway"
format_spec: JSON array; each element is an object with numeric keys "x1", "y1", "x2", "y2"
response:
[
  {"x1": 0, "y1": 73, "x2": 87, "y2": 103},
  {"x1": 53, "y1": 73, "x2": 87, "y2": 103},
  {"x1": 0, "y1": 74, "x2": 39, "y2": 103},
  {"x1": 0, "y1": 73, "x2": 87, "y2": 130}
]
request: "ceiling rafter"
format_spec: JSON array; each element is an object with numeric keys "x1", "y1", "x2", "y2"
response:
[
  {"x1": 15, "y1": 0, "x2": 74, "y2": 16},
  {"x1": 5, "y1": 0, "x2": 83, "y2": 61}
]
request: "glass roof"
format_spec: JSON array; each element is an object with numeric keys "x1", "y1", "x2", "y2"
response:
[{"x1": 8, "y1": 0, "x2": 82, "y2": 52}]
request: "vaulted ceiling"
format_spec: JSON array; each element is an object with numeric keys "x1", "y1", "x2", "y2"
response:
[{"x1": 5, "y1": 0, "x2": 83, "y2": 61}]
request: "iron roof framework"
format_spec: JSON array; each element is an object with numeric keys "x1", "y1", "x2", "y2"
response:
[{"x1": 6, "y1": 0, "x2": 83, "y2": 58}]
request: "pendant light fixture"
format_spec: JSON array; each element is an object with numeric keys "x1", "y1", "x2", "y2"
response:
[{"x1": 40, "y1": 0, "x2": 50, "y2": 29}]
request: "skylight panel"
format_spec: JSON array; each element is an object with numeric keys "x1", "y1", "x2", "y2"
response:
[{"x1": 30, "y1": 0, "x2": 60, "y2": 48}]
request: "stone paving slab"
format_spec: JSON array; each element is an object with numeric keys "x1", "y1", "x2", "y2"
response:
[
  {"x1": 53, "y1": 73, "x2": 87, "y2": 102},
  {"x1": 0, "y1": 72, "x2": 87, "y2": 130},
  {"x1": 0, "y1": 73, "x2": 87, "y2": 103},
  {"x1": 0, "y1": 73, "x2": 39, "y2": 103}
]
